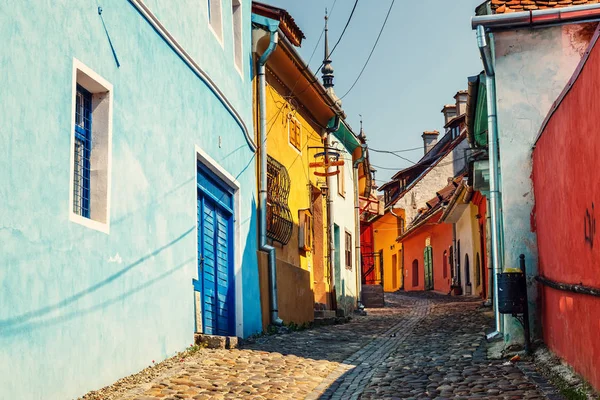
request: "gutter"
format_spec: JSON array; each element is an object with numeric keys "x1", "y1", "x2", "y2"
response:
[
  {"x1": 353, "y1": 144, "x2": 367, "y2": 307},
  {"x1": 476, "y1": 25, "x2": 504, "y2": 341},
  {"x1": 129, "y1": 0, "x2": 256, "y2": 151},
  {"x1": 471, "y1": 4, "x2": 600, "y2": 30},
  {"x1": 257, "y1": 26, "x2": 283, "y2": 327}
]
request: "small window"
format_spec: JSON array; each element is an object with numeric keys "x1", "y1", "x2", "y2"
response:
[
  {"x1": 298, "y1": 209, "x2": 312, "y2": 251},
  {"x1": 337, "y1": 164, "x2": 345, "y2": 197},
  {"x1": 208, "y1": 0, "x2": 223, "y2": 43},
  {"x1": 70, "y1": 59, "x2": 113, "y2": 233},
  {"x1": 345, "y1": 231, "x2": 352, "y2": 270},
  {"x1": 396, "y1": 216, "x2": 405, "y2": 237},
  {"x1": 289, "y1": 118, "x2": 301, "y2": 151},
  {"x1": 231, "y1": 0, "x2": 242, "y2": 73}
]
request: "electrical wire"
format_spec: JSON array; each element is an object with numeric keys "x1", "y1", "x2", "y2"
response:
[
  {"x1": 369, "y1": 146, "x2": 423, "y2": 154},
  {"x1": 340, "y1": 0, "x2": 395, "y2": 99}
]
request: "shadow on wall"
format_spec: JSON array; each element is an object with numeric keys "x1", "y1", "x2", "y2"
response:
[
  {"x1": 0, "y1": 227, "x2": 194, "y2": 338},
  {"x1": 238, "y1": 196, "x2": 262, "y2": 337},
  {"x1": 257, "y1": 250, "x2": 315, "y2": 330}
]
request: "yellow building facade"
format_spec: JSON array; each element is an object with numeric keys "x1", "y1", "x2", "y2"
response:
[{"x1": 372, "y1": 210, "x2": 405, "y2": 292}]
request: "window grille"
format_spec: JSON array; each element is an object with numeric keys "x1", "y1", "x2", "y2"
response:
[
  {"x1": 266, "y1": 155, "x2": 293, "y2": 244},
  {"x1": 73, "y1": 85, "x2": 92, "y2": 218}
]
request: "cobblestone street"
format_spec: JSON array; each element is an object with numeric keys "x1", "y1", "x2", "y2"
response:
[{"x1": 83, "y1": 292, "x2": 558, "y2": 400}]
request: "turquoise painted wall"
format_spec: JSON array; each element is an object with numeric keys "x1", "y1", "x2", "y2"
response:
[{"x1": 0, "y1": 1, "x2": 260, "y2": 398}]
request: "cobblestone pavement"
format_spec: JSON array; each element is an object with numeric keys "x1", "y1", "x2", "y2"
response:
[{"x1": 82, "y1": 292, "x2": 558, "y2": 400}]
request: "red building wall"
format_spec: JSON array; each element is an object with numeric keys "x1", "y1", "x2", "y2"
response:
[
  {"x1": 401, "y1": 212, "x2": 453, "y2": 293},
  {"x1": 533, "y1": 36, "x2": 600, "y2": 392},
  {"x1": 360, "y1": 222, "x2": 375, "y2": 284}
]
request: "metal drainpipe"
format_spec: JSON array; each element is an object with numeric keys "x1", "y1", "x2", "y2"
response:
[
  {"x1": 258, "y1": 30, "x2": 283, "y2": 326},
  {"x1": 477, "y1": 25, "x2": 503, "y2": 340},
  {"x1": 353, "y1": 144, "x2": 367, "y2": 307}
]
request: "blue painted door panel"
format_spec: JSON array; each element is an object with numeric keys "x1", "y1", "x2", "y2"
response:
[{"x1": 197, "y1": 165, "x2": 234, "y2": 336}]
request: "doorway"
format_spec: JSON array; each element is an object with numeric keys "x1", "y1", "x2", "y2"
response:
[
  {"x1": 424, "y1": 246, "x2": 434, "y2": 290},
  {"x1": 196, "y1": 162, "x2": 235, "y2": 336}
]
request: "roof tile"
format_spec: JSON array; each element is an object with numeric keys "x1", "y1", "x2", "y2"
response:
[{"x1": 491, "y1": 0, "x2": 597, "y2": 13}]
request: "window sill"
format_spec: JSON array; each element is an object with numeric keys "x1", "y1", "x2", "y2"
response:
[{"x1": 69, "y1": 212, "x2": 110, "y2": 234}]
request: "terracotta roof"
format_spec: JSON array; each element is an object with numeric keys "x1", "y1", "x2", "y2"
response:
[
  {"x1": 396, "y1": 176, "x2": 463, "y2": 242},
  {"x1": 491, "y1": 0, "x2": 599, "y2": 14},
  {"x1": 252, "y1": 2, "x2": 306, "y2": 46}
]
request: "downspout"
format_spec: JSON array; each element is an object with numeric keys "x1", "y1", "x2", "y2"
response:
[
  {"x1": 258, "y1": 30, "x2": 283, "y2": 326},
  {"x1": 326, "y1": 116, "x2": 341, "y2": 309},
  {"x1": 477, "y1": 25, "x2": 503, "y2": 340},
  {"x1": 353, "y1": 144, "x2": 367, "y2": 307}
]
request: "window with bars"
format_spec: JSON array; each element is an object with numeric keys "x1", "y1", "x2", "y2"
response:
[
  {"x1": 345, "y1": 231, "x2": 352, "y2": 270},
  {"x1": 70, "y1": 60, "x2": 113, "y2": 232},
  {"x1": 73, "y1": 85, "x2": 92, "y2": 218},
  {"x1": 289, "y1": 118, "x2": 301, "y2": 151}
]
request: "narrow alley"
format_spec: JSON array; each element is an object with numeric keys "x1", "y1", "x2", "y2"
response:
[{"x1": 82, "y1": 293, "x2": 558, "y2": 400}]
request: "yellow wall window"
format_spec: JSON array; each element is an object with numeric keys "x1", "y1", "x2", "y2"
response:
[{"x1": 289, "y1": 118, "x2": 301, "y2": 151}]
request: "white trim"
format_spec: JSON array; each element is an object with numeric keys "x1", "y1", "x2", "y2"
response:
[
  {"x1": 231, "y1": 0, "x2": 243, "y2": 79},
  {"x1": 208, "y1": 0, "x2": 224, "y2": 48},
  {"x1": 195, "y1": 145, "x2": 244, "y2": 338},
  {"x1": 68, "y1": 58, "x2": 113, "y2": 235},
  {"x1": 128, "y1": 0, "x2": 255, "y2": 151},
  {"x1": 287, "y1": 116, "x2": 302, "y2": 155}
]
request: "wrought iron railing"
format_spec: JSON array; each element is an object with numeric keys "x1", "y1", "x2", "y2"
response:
[{"x1": 267, "y1": 155, "x2": 293, "y2": 244}]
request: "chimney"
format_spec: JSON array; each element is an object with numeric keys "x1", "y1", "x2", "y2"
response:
[
  {"x1": 441, "y1": 104, "x2": 457, "y2": 125},
  {"x1": 422, "y1": 130, "x2": 439, "y2": 155},
  {"x1": 455, "y1": 90, "x2": 468, "y2": 116}
]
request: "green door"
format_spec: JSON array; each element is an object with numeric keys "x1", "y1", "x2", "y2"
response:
[{"x1": 424, "y1": 246, "x2": 434, "y2": 291}]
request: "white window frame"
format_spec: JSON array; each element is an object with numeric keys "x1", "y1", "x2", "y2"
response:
[
  {"x1": 208, "y1": 0, "x2": 224, "y2": 47},
  {"x1": 69, "y1": 58, "x2": 113, "y2": 234},
  {"x1": 231, "y1": 0, "x2": 243, "y2": 77}
]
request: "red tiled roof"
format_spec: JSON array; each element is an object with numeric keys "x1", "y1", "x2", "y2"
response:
[
  {"x1": 492, "y1": 0, "x2": 598, "y2": 14},
  {"x1": 252, "y1": 2, "x2": 306, "y2": 46},
  {"x1": 397, "y1": 176, "x2": 463, "y2": 241}
]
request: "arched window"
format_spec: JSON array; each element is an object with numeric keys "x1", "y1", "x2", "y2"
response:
[
  {"x1": 412, "y1": 259, "x2": 419, "y2": 287},
  {"x1": 443, "y1": 250, "x2": 448, "y2": 279}
]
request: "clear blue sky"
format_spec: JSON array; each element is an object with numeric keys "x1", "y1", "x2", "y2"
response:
[{"x1": 266, "y1": 0, "x2": 484, "y2": 185}]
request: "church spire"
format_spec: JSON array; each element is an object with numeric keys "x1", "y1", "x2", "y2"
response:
[{"x1": 321, "y1": 9, "x2": 335, "y2": 90}]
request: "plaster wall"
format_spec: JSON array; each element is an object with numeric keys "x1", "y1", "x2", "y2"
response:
[
  {"x1": 332, "y1": 148, "x2": 359, "y2": 311},
  {"x1": 533, "y1": 36, "x2": 600, "y2": 391},
  {"x1": 0, "y1": 1, "x2": 259, "y2": 399},
  {"x1": 394, "y1": 144, "x2": 458, "y2": 225},
  {"x1": 401, "y1": 218, "x2": 453, "y2": 293},
  {"x1": 493, "y1": 22, "x2": 594, "y2": 341},
  {"x1": 372, "y1": 212, "x2": 404, "y2": 292},
  {"x1": 263, "y1": 76, "x2": 325, "y2": 278},
  {"x1": 454, "y1": 204, "x2": 480, "y2": 296}
]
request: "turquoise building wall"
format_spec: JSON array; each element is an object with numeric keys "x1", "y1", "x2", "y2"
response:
[{"x1": 0, "y1": 1, "x2": 261, "y2": 398}]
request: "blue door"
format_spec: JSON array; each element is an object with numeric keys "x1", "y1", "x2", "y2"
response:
[{"x1": 196, "y1": 163, "x2": 235, "y2": 336}]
